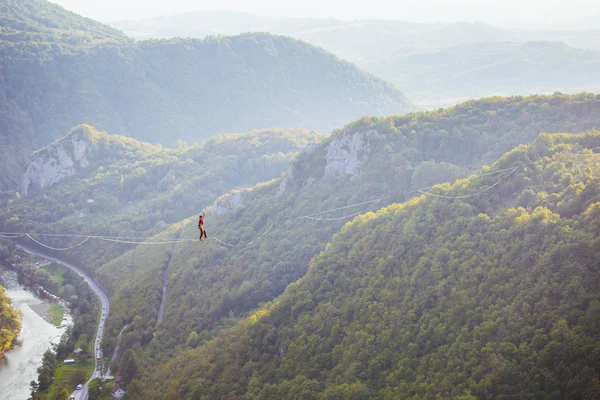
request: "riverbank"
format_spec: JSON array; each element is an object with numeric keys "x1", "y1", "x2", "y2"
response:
[
  {"x1": 15, "y1": 244, "x2": 111, "y2": 400},
  {"x1": 1, "y1": 260, "x2": 68, "y2": 328},
  {"x1": 0, "y1": 269, "x2": 72, "y2": 400},
  {"x1": 29, "y1": 301, "x2": 66, "y2": 327}
]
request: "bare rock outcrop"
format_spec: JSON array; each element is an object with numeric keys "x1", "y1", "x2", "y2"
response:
[
  {"x1": 22, "y1": 131, "x2": 91, "y2": 197},
  {"x1": 277, "y1": 129, "x2": 381, "y2": 195},
  {"x1": 323, "y1": 129, "x2": 381, "y2": 179},
  {"x1": 211, "y1": 190, "x2": 245, "y2": 215}
]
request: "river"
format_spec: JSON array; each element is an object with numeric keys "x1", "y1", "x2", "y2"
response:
[{"x1": 0, "y1": 269, "x2": 71, "y2": 400}]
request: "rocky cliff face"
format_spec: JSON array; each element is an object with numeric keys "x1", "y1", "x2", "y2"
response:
[
  {"x1": 277, "y1": 129, "x2": 381, "y2": 195},
  {"x1": 22, "y1": 134, "x2": 91, "y2": 197},
  {"x1": 322, "y1": 129, "x2": 381, "y2": 179},
  {"x1": 211, "y1": 190, "x2": 246, "y2": 215}
]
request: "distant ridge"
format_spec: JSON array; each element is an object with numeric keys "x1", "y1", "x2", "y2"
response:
[
  {"x1": 110, "y1": 12, "x2": 600, "y2": 108},
  {"x1": 0, "y1": 0, "x2": 127, "y2": 44},
  {"x1": 0, "y1": 0, "x2": 416, "y2": 198}
]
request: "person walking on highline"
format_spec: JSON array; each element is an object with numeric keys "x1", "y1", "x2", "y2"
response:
[{"x1": 198, "y1": 212, "x2": 207, "y2": 241}]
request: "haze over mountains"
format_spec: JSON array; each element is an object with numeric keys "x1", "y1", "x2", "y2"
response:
[
  {"x1": 112, "y1": 11, "x2": 600, "y2": 52},
  {"x1": 1, "y1": 1, "x2": 600, "y2": 399},
  {"x1": 555, "y1": 12, "x2": 600, "y2": 31},
  {"x1": 0, "y1": 0, "x2": 414, "y2": 199},
  {"x1": 51, "y1": 0, "x2": 600, "y2": 29},
  {"x1": 374, "y1": 41, "x2": 600, "y2": 107},
  {"x1": 112, "y1": 12, "x2": 600, "y2": 107}
]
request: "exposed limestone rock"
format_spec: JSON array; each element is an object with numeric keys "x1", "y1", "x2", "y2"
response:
[
  {"x1": 276, "y1": 165, "x2": 294, "y2": 197},
  {"x1": 276, "y1": 142, "x2": 319, "y2": 196},
  {"x1": 323, "y1": 129, "x2": 381, "y2": 179},
  {"x1": 276, "y1": 131, "x2": 381, "y2": 196},
  {"x1": 211, "y1": 190, "x2": 245, "y2": 215},
  {"x1": 22, "y1": 134, "x2": 91, "y2": 197}
]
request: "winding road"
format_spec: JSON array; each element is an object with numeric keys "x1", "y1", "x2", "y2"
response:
[{"x1": 17, "y1": 244, "x2": 110, "y2": 400}]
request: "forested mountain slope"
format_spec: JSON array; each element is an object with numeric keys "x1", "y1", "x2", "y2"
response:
[
  {"x1": 137, "y1": 131, "x2": 600, "y2": 399},
  {"x1": 79, "y1": 94, "x2": 600, "y2": 357},
  {"x1": 0, "y1": 125, "x2": 321, "y2": 273},
  {"x1": 4, "y1": 94, "x2": 600, "y2": 395},
  {"x1": 0, "y1": 0, "x2": 127, "y2": 45},
  {"x1": 0, "y1": 0, "x2": 414, "y2": 199}
]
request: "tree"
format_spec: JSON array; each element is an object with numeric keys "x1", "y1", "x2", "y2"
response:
[
  {"x1": 70, "y1": 369, "x2": 86, "y2": 385},
  {"x1": 120, "y1": 348, "x2": 138, "y2": 385},
  {"x1": 36, "y1": 350, "x2": 57, "y2": 390},
  {"x1": 57, "y1": 388, "x2": 70, "y2": 400},
  {"x1": 29, "y1": 380, "x2": 38, "y2": 398},
  {"x1": 186, "y1": 331, "x2": 200, "y2": 348},
  {"x1": 126, "y1": 379, "x2": 143, "y2": 399},
  {"x1": 166, "y1": 379, "x2": 180, "y2": 400},
  {"x1": 62, "y1": 284, "x2": 76, "y2": 299},
  {"x1": 88, "y1": 378, "x2": 103, "y2": 400},
  {"x1": 132, "y1": 315, "x2": 143, "y2": 329},
  {"x1": 110, "y1": 358, "x2": 120, "y2": 375},
  {"x1": 0, "y1": 285, "x2": 21, "y2": 357}
]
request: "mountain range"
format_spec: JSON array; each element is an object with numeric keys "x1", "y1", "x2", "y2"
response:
[
  {"x1": 111, "y1": 12, "x2": 600, "y2": 53},
  {"x1": 371, "y1": 41, "x2": 600, "y2": 107},
  {"x1": 138, "y1": 130, "x2": 600, "y2": 399},
  {"x1": 0, "y1": 0, "x2": 414, "y2": 199},
  {"x1": 111, "y1": 12, "x2": 600, "y2": 108},
  {"x1": 4, "y1": 93, "x2": 600, "y2": 398},
  {"x1": 1, "y1": 1, "x2": 600, "y2": 399}
]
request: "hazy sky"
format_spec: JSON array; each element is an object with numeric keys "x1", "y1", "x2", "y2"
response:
[{"x1": 51, "y1": 0, "x2": 599, "y2": 26}]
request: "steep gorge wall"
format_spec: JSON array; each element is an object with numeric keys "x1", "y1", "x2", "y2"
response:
[{"x1": 22, "y1": 134, "x2": 91, "y2": 197}]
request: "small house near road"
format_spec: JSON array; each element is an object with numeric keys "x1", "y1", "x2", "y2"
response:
[{"x1": 111, "y1": 386, "x2": 126, "y2": 399}]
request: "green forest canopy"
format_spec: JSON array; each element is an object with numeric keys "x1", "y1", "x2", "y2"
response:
[
  {"x1": 82, "y1": 93, "x2": 600, "y2": 349},
  {"x1": 135, "y1": 131, "x2": 600, "y2": 399},
  {"x1": 0, "y1": 284, "x2": 21, "y2": 358},
  {"x1": 0, "y1": 0, "x2": 127, "y2": 46},
  {"x1": 3, "y1": 94, "x2": 600, "y2": 398}
]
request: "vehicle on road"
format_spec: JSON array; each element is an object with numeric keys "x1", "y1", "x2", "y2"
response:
[{"x1": 19, "y1": 245, "x2": 110, "y2": 400}]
